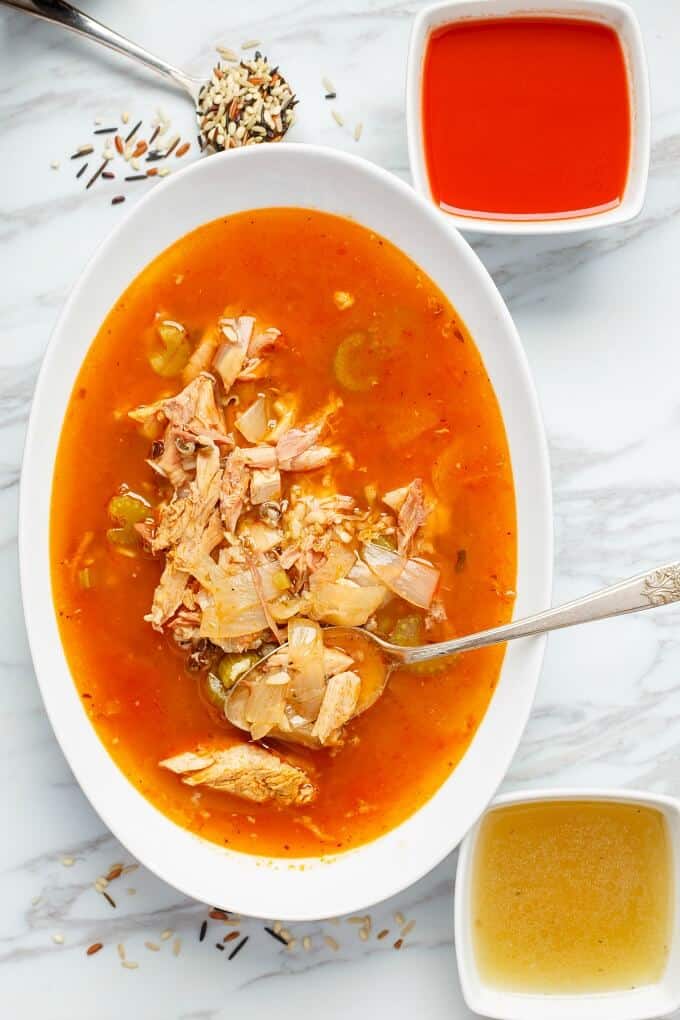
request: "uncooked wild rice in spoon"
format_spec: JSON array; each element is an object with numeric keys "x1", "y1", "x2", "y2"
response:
[{"x1": 197, "y1": 52, "x2": 296, "y2": 152}]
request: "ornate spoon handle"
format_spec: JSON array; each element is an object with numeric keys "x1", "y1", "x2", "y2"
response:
[
  {"x1": 396, "y1": 562, "x2": 680, "y2": 664},
  {"x1": 3, "y1": 0, "x2": 199, "y2": 99}
]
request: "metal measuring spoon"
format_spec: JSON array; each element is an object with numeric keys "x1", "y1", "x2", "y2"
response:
[
  {"x1": 226, "y1": 559, "x2": 680, "y2": 746},
  {"x1": 6, "y1": 0, "x2": 205, "y2": 103}
]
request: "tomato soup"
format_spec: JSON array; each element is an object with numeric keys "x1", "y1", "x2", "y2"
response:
[
  {"x1": 422, "y1": 17, "x2": 631, "y2": 219},
  {"x1": 51, "y1": 209, "x2": 516, "y2": 858}
]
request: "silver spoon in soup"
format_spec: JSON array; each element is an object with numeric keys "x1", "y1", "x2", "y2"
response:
[{"x1": 225, "y1": 559, "x2": 680, "y2": 749}]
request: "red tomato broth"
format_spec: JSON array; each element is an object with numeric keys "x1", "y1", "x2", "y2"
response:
[
  {"x1": 50, "y1": 209, "x2": 516, "y2": 857},
  {"x1": 422, "y1": 17, "x2": 631, "y2": 219}
]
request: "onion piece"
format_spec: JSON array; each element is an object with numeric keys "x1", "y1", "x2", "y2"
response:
[
  {"x1": 310, "y1": 578, "x2": 386, "y2": 626},
  {"x1": 362, "y1": 541, "x2": 439, "y2": 609},
  {"x1": 235, "y1": 395, "x2": 268, "y2": 443},
  {"x1": 246, "y1": 679, "x2": 288, "y2": 740},
  {"x1": 199, "y1": 561, "x2": 288, "y2": 643},
  {"x1": 287, "y1": 618, "x2": 326, "y2": 720}
]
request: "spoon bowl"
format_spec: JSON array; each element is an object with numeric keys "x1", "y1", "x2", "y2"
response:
[{"x1": 225, "y1": 558, "x2": 680, "y2": 748}]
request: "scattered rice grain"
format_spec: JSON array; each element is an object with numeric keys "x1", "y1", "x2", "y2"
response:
[
  {"x1": 31, "y1": 896, "x2": 42, "y2": 906},
  {"x1": 241, "y1": 39, "x2": 261, "y2": 49},
  {"x1": 217, "y1": 46, "x2": 238, "y2": 61},
  {"x1": 394, "y1": 938, "x2": 404, "y2": 950},
  {"x1": 158, "y1": 167, "x2": 171, "y2": 177},
  {"x1": 394, "y1": 912, "x2": 405, "y2": 926},
  {"x1": 122, "y1": 960, "x2": 138, "y2": 969},
  {"x1": 324, "y1": 935, "x2": 339, "y2": 951},
  {"x1": 121, "y1": 111, "x2": 130, "y2": 124},
  {"x1": 302, "y1": 935, "x2": 312, "y2": 951},
  {"x1": 160, "y1": 929, "x2": 173, "y2": 941},
  {"x1": 228, "y1": 935, "x2": 249, "y2": 960},
  {"x1": 331, "y1": 110, "x2": 344, "y2": 127},
  {"x1": 50, "y1": 160, "x2": 60, "y2": 170},
  {"x1": 52, "y1": 933, "x2": 64, "y2": 945},
  {"x1": 86, "y1": 942, "x2": 103, "y2": 956},
  {"x1": 401, "y1": 920, "x2": 416, "y2": 937},
  {"x1": 145, "y1": 941, "x2": 160, "y2": 951},
  {"x1": 354, "y1": 121, "x2": 363, "y2": 141},
  {"x1": 359, "y1": 928, "x2": 369, "y2": 941},
  {"x1": 224, "y1": 930, "x2": 240, "y2": 943},
  {"x1": 117, "y1": 943, "x2": 126, "y2": 960},
  {"x1": 322, "y1": 76, "x2": 335, "y2": 93},
  {"x1": 173, "y1": 937, "x2": 181, "y2": 956},
  {"x1": 286, "y1": 938, "x2": 297, "y2": 950},
  {"x1": 61, "y1": 856, "x2": 75, "y2": 867}
]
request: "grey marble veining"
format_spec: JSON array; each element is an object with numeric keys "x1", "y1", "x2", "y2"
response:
[{"x1": 1, "y1": 1, "x2": 680, "y2": 1016}]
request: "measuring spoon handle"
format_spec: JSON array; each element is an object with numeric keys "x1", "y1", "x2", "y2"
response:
[
  {"x1": 402, "y1": 561, "x2": 680, "y2": 663},
  {"x1": 4, "y1": 0, "x2": 197, "y2": 97}
]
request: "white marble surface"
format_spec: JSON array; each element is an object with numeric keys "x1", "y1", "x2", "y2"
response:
[{"x1": 1, "y1": 1, "x2": 680, "y2": 1016}]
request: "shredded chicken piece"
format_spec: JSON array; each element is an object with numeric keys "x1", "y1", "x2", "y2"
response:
[
  {"x1": 312, "y1": 670, "x2": 361, "y2": 745},
  {"x1": 397, "y1": 478, "x2": 428, "y2": 555},
  {"x1": 162, "y1": 373, "x2": 227, "y2": 438},
  {"x1": 276, "y1": 426, "x2": 320, "y2": 468},
  {"x1": 159, "y1": 744, "x2": 315, "y2": 805},
  {"x1": 248, "y1": 326, "x2": 280, "y2": 359},
  {"x1": 283, "y1": 446, "x2": 335, "y2": 472},
  {"x1": 220, "y1": 450, "x2": 250, "y2": 532},
  {"x1": 128, "y1": 398, "x2": 166, "y2": 426},
  {"x1": 182, "y1": 329, "x2": 219, "y2": 384},
  {"x1": 241, "y1": 445, "x2": 277, "y2": 469},
  {"x1": 145, "y1": 556, "x2": 189, "y2": 630}
]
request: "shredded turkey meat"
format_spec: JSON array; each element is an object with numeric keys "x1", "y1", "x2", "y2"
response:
[
  {"x1": 159, "y1": 743, "x2": 315, "y2": 805},
  {"x1": 122, "y1": 310, "x2": 444, "y2": 801}
]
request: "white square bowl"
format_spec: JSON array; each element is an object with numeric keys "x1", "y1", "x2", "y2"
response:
[
  {"x1": 455, "y1": 788, "x2": 680, "y2": 1020},
  {"x1": 406, "y1": 0, "x2": 651, "y2": 235}
]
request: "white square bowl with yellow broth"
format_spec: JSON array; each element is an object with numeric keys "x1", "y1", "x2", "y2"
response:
[
  {"x1": 456, "y1": 788, "x2": 680, "y2": 1020},
  {"x1": 20, "y1": 144, "x2": 551, "y2": 920}
]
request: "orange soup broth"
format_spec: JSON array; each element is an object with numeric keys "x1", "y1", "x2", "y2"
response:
[{"x1": 51, "y1": 209, "x2": 516, "y2": 857}]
